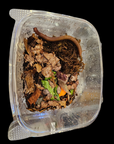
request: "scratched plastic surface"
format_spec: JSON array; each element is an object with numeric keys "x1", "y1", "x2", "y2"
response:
[{"x1": 8, "y1": 9, "x2": 103, "y2": 140}]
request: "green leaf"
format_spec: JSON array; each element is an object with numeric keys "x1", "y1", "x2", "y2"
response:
[
  {"x1": 50, "y1": 85, "x2": 60, "y2": 101},
  {"x1": 41, "y1": 80, "x2": 60, "y2": 101},
  {"x1": 50, "y1": 95, "x2": 60, "y2": 101},
  {"x1": 44, "y1": 77, "x2": 52, "y2": 80},
  {"x1": 54, "y1": 85, "x2": 58, "y2": 93},
  {"x1": 70, "y1": 89, "x2": 74, "y2": 95},
  {"x1": 41, "y1": 80, "x2": 54, "y2": 96},
  {"x1": 52, "y1": 70, "x2": 56, "y2": 75},
  {"x1": 54, "y1": 85, "x2": 60, "y2": 101}
]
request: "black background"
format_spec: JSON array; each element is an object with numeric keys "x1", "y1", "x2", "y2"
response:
[{"x1": 3, "y1": 2, "x2": 109, "y2": 142}]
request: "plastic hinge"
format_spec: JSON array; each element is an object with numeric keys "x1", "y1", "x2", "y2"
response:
[
  {"x1": 9, "y1": 9, "x2": 32, "y2": 21},
  {"x1": 8, "y1": 120, "x2": 30, "y2": 141}
]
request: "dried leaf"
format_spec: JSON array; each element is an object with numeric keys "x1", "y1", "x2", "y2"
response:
[
  {"x1": 32, "y1": 33, "x2": 38, "y2": 40},
  {"x1": 24, "y1": 38, "x2": 31, "y2": 54},
  {"x1": 69, "y1": 99, "x2": 72, "y2": 104},
  {"x1": 25, "y1": 71, "x2": 35, "y2": 94},
  {"x1": 59, "y1": 101, "x2": 66, "y2": 108},
  {"x1": 35, "y1": 84, "x2": 44, "y2": 90},
  {"x1": 59, "y1": 47, "x2": 62, "y2": 52},
  {"x1": 32, "y1": 108, "x2": 37, "y2": 111},
  {"x1": 58, "y1": 42, "x2": 62, "y2": 46},
  {"x1": 27, "y1": 108, "x2": 35, "y2": 112},
  {"x1": 36, "y1": 97, "x2": 43, "y2": 105},
  {"x1": 33, "y1": 63, "x2": 42, "y2": 73},
  {"x1": 58, "y1": 79, "x2": 71, "y2": 95},
  {"x1": 67, "y1": 94, "x2": 70, "y2": 101},
  {"x1": 39, "y1": 109, "x2": 46, "y2": 113},
  {"x1": 63, "y1": 46, "x2": 67, "y2": 49},
  {"x1": 24, "y1": 54, "x2": 34, "y2": 66}
]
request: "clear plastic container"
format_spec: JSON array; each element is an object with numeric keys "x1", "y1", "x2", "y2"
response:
[{"x1": 8, "y1": 9, "x2": 103, "y2": 140}]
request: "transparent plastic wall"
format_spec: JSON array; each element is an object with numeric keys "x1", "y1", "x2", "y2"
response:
[{"x1": 8, "y1": 9, "x2": 103, "y2": 140}]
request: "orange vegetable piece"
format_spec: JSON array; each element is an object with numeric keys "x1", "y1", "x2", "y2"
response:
[{"x1": 59, "y1": 88, "x2": 66, "y2": 97}]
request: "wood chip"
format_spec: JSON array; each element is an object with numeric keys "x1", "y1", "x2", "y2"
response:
[{"x1": 28, "y1": 88, "x2": 41, "y2": 105}]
